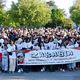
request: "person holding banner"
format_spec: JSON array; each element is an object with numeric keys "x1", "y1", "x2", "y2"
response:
[
  {"x1": 66, "y1": 38, "x2": 79, "y2": 71},
  {"x1": 44, "y1": 37, "x2": 50, "y2": 50}
]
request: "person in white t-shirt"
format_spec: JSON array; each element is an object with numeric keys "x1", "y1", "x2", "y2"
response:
[
  {"x1": 2, "y1": 44, "x2": 8, "y2": 72},
  {"x1": 44, "y1": 38, "x2": 50, "y2": 50},
  {"x1": 49, "y1": 38, "x2": 59, "y2": 50},
  {"x1": 66, "y1": 40, "x2": 79, "y2": 71},
  {"x1": 21, "y1": 39, "x2": 27, "y2": 49},
  {"x1": 48, "y1": 37, "x2": 54, "y2": 50},
  {"x1": 7, "y1": 40, "x2": 16, "y2": 73},
  {"x1": 26, "y1": 38, "x2": 33, "y2": 49},
  {"x1": 33, "y1": 43, "x2": 41, "y2": 50},
  {"x1": 16, "y1": 38, "x2": 23, "y2": 50}
]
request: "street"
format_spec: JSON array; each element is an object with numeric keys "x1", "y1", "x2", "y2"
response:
[{"x1": 0, "y1": 70, "x2": 80, "y2": 80}]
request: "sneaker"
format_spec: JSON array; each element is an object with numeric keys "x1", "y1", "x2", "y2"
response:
[
  {"x1": 60, "y1": 68, "x2": 63, "y2": 71},
  {"x1": 18, "y1": 69, "x2": 21, "y2": 73},
  {"x1": 21, "y1": 68, "x2": 23, "y2": 72},
  {"x1": 62, "y1": 69, "x2": 65, "y2": 72},
  {"x1": 41, "y1": 67, "x2": 45, "y2": 72}
]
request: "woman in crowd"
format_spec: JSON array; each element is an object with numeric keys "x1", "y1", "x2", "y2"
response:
[
  {"x1": 7, "y1": 40, "x2": 16, "y2": 73},
  {"x1": 2, "y1": 44, "x2": 8, "y2": 72}
]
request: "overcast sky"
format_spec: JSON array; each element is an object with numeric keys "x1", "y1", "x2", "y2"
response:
[{"x1": 5, "y1": 0, "x2": 75, "y2": 17}]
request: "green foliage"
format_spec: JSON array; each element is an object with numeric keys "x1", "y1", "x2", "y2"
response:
[
  {"x1": 63, "y1": 18, "x2": 73, "y2": 28},
  {"x1": 0, "y1": 0, "x2": 72, "y2": 28},
  {"x1": 5, "y1": 2, "x2": 20, "y2": 27},
  {"x1": 6, "y1": 0, "x2": 51, "y2": 27},
  {"x1": 70, "y1": 0, "x2": 80, "y2": 24},
  {"x1": 70, "y1": 8, "x2": 80, "y2": 24},
  {"x1": 51, "y1": 8, "x2": 65, "y2": 27},
  {"x1": 0, "y1": 0, "x2": 5, "y2": 25}
]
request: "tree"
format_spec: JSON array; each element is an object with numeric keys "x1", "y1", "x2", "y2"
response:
[
  {"x1": 7, "y1": 0, "x2": 51, "y2": 27},
  {"x1": 0, "y1": 0, "x2": 5, "y2": 25},
  {"x1": 63, "y1": 18, "x2": 73, "y2": 28},
  {"x1": 5, "y1": 2, "x2": 20, "y2": 27},
  {"x1": 45, "y1": 1, "x2": 66, "y2": 28},
  {"x1": 51, "y1": 8, "x2": 65, "y2": 27},
  {"x1": 70, "y1": 0, "x2": 80, "y2": 25},
  {"x1": 70, "y1": 9, "x2": 80, "y2": 24}
]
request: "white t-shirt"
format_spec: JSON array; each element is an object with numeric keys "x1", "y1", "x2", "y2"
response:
[
  {"x1": 49, "y1": 42, "x2": 59, "y2": 50},
  {"x1": 33, "y1": 45, "x2": 40, "y2": 50},
  {"x1": 66, "y1": 42, "x2": 79, "y2": 49},
  {"x1": 26, "y1": 42, "x2": 32, "y2": 49},
  {"x1": 2, "y1": 48, "x2": 8, "y2": 58},
  {"x1": 21, "y1": 42, "x2": 27, "y2": 49},
  {"x1": 8, "y1": 44, "x2": 16, "y2": 59},
  {"x1": 44, "y1": 43, "x2": 50, "y2": 50},
  {"x1": 74, "y1": 42, "x2": 79, "y2": 48},
  {"x1": 16, "y1": 43, "x2": 22, "y2": 50},
  {"x1": 66, "y1": 45, "x2": 74, "y2": 49}
]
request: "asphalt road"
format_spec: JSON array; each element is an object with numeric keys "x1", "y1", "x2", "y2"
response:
[{"x1": 0, "y1": 70, "x2": 80, "y2": 80}]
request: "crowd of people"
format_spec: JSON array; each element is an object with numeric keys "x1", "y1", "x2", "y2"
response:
[{"x1": 0, "y1": 27, "x2": 80, "y2": 73}]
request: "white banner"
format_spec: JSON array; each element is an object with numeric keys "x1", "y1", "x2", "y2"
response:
[{"x1": 17, "y1": 49, "x2": 80, "y2": 65}]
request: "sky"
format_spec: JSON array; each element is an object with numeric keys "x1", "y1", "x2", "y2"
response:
[{"x1": 5, "y1": 0, "x2": 75, "y2": 17}]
